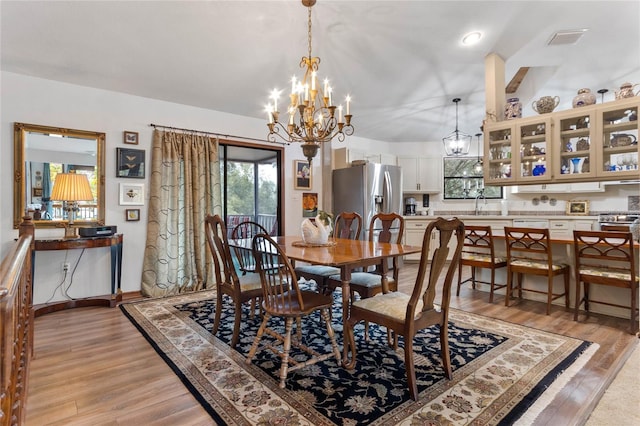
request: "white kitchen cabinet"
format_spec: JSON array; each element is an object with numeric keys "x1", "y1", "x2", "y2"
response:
[
  {"x1": 365, "y1": 153, "x2": 397, "y2": 165},
  {"x1": 403, "y1": 220, "x2": 430, "y2": 261},
  {"x1": 332, "y1": 147, "x2": 366, "y2": 169},
  {"x1": 512, "y1": 181, "x2": 603, "y2": 193},
  {"x1": 549, "y1": 220, "x2": 571, "y2": 239},
  {"x1": 398, "y1": 156, "x2": 441, "y2": 193}
]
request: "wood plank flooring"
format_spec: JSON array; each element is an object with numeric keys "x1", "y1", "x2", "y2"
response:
[{"x1": 26, "y1": 263, "x2": 638, "y2": 425}]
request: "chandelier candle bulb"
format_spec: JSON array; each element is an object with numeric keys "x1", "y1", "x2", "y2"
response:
[
  {"x1": 323, "y1": 78, "x2": 328, "y2": 96},
  {"x1": 311, "y1": 71, "x2": 316, "y2": 90},
  {"x1": 346, "y1": 96, "x2": 351, "y2": 115}
]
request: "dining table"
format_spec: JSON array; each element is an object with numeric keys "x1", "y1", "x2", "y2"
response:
[{"x1": 228, "y1": 235, "x2": 423, "y2": 364}]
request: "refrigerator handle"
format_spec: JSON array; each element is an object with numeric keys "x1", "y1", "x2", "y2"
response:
[{"x1": 383, "y1": 170, "x2": 391, "y2": 213}]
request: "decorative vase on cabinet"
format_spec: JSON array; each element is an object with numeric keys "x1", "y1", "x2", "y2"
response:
[
  {"x1": 532, "y1": 96, "x2": 559, "y2": 114},
  {"x1": 504, "y1": 97, "x2": 522, "y2": 119},
  {"x1": 573, "y1": 88, "x2": 596, "y2": 108}
]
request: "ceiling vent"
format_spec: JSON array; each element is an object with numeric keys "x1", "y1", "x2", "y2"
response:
[{"x1": 547, "y1": 29, "x2": 588, "y2": 46}]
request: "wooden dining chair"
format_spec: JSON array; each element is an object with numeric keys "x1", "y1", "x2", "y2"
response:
[
  {"x1": 295, "y1": 211, "x2": 362, "y2": 293},
  {"x1": 326, "y1": 212, "x2": 405, "y2": 299},
  {"x1": 246, "y1": 233, "x2": 341, "y2": 389},
  {"x1": 504, "y1": 226, "x2": 570, "y2": 315},
  {"x1": 204, "y1": 214, "x2": 263, "y2": 348},
  {"x1": 231, "y1": 220, "x2": 272, "y2": 275},
  {"x1": 573, "y1": 230, "x2": 638, "y2": 333},
  {"x1": 343, "y1": 217, "x2": 465, "y2": 401},
  {"x1": 456, "y1": 225, "x2": 507, "y2": 302},
  {"x1": 600, "y1": 224, "x2": 630, "y2": 232}
]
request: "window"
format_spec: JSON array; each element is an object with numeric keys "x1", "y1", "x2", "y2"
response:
[
  {"x1": 443, "y1": 157, "x2": 503, "y2": 200},
  {"x1": 219, "y1": 143, "x2": 282, "y2": 236}
]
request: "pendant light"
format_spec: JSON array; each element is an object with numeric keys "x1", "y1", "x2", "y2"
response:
[
  {"x1": 473, "y1": 133, "x2": 484, "y2": 174},
  {"x1": 442, "y1": 98, "x2": 471, "y2": 156}
]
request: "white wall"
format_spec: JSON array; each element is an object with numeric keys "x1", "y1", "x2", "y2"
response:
[{"x1": 0, "y1": 71, "x2": 381, "y2": 300}]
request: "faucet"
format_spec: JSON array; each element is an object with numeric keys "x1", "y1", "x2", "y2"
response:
[{"x1": 474, "y1": 188, "x2": 486, "y2": 215}]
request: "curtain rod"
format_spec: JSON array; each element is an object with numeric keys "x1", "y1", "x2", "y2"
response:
[{"x1": 149, "y1": 123, "x2": 287, "y2": 146}]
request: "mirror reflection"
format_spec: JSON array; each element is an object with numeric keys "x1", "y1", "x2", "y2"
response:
[{"x1": 14, "y1": 123, "x2": 105, "y2": 228}]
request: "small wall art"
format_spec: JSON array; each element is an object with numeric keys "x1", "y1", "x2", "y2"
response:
[
  {"x1": 302, "y1": 192, "x2": 318, "y2": 218},
  {"x1": 117, "y1": 148, "x2": 145, "y2": 178},
  {"x1": 566, "y1": 200, "x2": 589, "y2": 215},
  {"x1": 294, "y1": 160, "x2": 311, "y2": 190},
  {"x1": 125, "y1": 208, "x2": 140, "y2": 221},
  {"x1": 119, "y1": 183, "x2": 145, "y2": 206},
  {"x1": 123, "y1": 131, "x2": 139, "y2": 145}
]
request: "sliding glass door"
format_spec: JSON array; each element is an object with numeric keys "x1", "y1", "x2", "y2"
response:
[{"x1": 219, "y1": 143, "x2": 283, "y2": 236}]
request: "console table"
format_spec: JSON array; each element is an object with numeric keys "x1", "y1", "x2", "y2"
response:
[{"x1": 32, "y1": 234, "x2": 123, "y2": 317}]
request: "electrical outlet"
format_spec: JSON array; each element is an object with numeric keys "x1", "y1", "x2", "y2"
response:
[{"x1": 62, "y1": 262, "x2": 70, "y2": 272}]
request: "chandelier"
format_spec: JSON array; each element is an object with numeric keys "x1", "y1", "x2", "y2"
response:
[
  {"x1": 266, "y1": 0, "x2": 354, "y2": 164},
  {"x1": 442, "y1": 98, "x2": 471, "y2": 156}
]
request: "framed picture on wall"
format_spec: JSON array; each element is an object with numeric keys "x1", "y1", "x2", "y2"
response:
[
  {"x1": 117, "y1": 148, "x2": 145, "y2": 179},
  {"x1": 119, "y1": 183, "x2": 145, "y2": 205},
  {"x1": 294, "y1": 160, "x2": 311, "y2": 190},
  {"x1": 302, "y1": 192, "x2": 318, "y2": 218},
  {"x1": 566, "y1": 200, "x2": 589, "y2": 215},
  {"x1": 125, "y1": 208, "x2": 140, "y2": 221},
  {"x1": 123, "y1": 131, "x2": 139, "y2": 145}
]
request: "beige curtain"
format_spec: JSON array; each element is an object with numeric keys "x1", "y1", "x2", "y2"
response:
[{"x1": 141, "y1": 130, "x2": 222, "y2": 297}]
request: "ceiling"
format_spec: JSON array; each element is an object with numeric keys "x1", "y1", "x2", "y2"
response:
[{"x1": 2, "y1": 1, "x2": 639, "y2": 144}]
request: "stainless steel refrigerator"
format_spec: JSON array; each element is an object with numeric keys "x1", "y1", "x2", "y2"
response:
[{"x1": 332, "y1": 163, "x2": 403, "y2": 241}]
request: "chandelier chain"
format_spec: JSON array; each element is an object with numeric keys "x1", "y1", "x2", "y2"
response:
[{"x1": 307, "y1": 6, "x2": 313, "y2": 59}]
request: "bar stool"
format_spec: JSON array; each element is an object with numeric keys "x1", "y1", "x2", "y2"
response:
[
  {"x1": 573, "y1": 230, "x2": 638, "y2": 334},
  {"x1": 456, "y1": 225, "x2": 507, "y2": 302},
  {"x1": 504, "y1": 226, "x2": 570, "y2": 315}
]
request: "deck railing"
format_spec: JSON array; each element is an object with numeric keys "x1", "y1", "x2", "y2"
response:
[{"x1": 226, "y1": 214, "x2": 278, "y2": 236}]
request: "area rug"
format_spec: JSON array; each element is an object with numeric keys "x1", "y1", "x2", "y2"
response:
[{"x1": 120, "y1": 290, "x2": 598, "y2": 425}]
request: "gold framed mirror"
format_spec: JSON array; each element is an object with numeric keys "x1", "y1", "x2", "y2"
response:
[{"x1": 13, "y1": 122, "x2": 106, "y2": 229}]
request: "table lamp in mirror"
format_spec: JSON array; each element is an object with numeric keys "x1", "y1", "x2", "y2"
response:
[{"x1": 50, "y1": 172, "x2": 94, "y2": 238}]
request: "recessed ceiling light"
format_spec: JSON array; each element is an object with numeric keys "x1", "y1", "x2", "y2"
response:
[{"x1": 462, "y1": 31, "x2": 482, "y2": 46}]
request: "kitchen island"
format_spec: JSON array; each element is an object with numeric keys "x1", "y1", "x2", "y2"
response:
[{"x1": 402, "y1": 214, "x2": 638, "y2": 324}]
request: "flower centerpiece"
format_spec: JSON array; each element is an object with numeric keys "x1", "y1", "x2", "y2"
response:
[{"x1": 301, "y1": 210, "x2": 334, "y2": 245}]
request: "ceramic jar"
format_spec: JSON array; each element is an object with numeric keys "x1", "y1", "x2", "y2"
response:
[
  {"x1": 572, "y1": 88, "x2": 596, "y2": 108},
  {"x1": 615, "y1": 82, "x2": 639, "y2": 100},
  {"x1": 504, "y1": 97, "x2": 522, "y2": 119},
  {"x1": 532, "y1": 96, "x2": 559, "y2": 114}
]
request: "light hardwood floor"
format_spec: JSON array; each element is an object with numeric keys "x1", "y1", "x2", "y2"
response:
[{"x1": 26, "y1": 264, "x2": 638, "y2": 425}]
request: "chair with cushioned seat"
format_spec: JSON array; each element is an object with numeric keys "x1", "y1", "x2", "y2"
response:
[
  {"x1": 573, "y1": 230, "x2": 638, "y2": 334},
  {"x1": 326, "y1": 212, "x2": 405, "y2": 300},
  {"x1": 343, "y1": 217, "x2": 465, "y2": 401},
  {"x1": 205, "y1": 214, "x2": 263, "y2": 348},
  {"x1": 456, "y1": 225, "x2": 507, "y2": 303},
  {"x1": 504, "y1": 226, "x2": 570, "y2": 315},
  {"x1": 246, "y1": 233, "x2": 342, "y2": 389},
  {"x1": 295, "y1": 212, "x2": 362, "y2": 293}
]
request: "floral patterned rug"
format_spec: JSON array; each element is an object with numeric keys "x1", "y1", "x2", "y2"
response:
[{"x1": 120, "y1": 290, "x2": 597, "y2": 425}]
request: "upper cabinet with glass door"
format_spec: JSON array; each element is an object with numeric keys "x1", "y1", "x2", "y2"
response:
[
  {"x1": 484, "y1": 116, "x2": 552, "y2": 185},
  {"x1": 552, "y1": 106, "x2": 598, "y2": 181},
  {"x1": 484, "y1": 121, "x2": 515, "y2": 185},
  {"x1": 597, "y1": 97, "x2": 639, "y2": 180},
  {"x1": 515, "y1": 116, "x2": 553, "y2": 183},
  {"x1": 484, "y1": 97, "x2": 639, "y2": 185}
]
